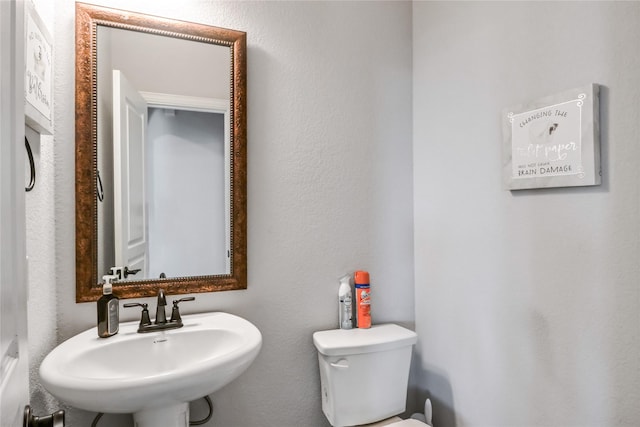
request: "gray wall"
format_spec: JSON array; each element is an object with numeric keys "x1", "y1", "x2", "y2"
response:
[
  {"x1": 43, "y1": 1, "x2": 414, "y2": 426},
  {"x1": 146, "y1": 109, "x2": 227, "y2": 278},
  {"x1": 412, "y1": 2, "x2": 640, "y2": 426}
]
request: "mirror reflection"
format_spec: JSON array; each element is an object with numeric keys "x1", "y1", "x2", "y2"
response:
[{"x1": 96, "y1": 26, "x2": 231, "y2": 281}]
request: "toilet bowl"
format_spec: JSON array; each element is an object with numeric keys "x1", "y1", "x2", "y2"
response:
[{"x1": 313, "y1": 324, "x2": 427, "y2": 427}]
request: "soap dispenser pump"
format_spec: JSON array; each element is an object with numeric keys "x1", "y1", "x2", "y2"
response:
[{"x1": 97, "y1": 275, "x2": 119, "y2": 338}]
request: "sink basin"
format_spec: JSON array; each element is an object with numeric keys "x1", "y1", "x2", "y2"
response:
[{"x1": 40, "y1": 312, "x2": 261, "y2": 426}]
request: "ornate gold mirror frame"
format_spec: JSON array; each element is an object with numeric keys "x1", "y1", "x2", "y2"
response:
[{"x1": 75, "y1": 2, "x2": 247, "y2": 302}]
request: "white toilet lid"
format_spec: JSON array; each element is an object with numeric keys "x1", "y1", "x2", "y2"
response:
[{"x1": 386, "y1": 420, "x2": 428, "y2": 427}]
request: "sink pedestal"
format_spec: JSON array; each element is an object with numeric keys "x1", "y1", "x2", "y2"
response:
[{"x1": 133, "y1": 403, "x2": 189, "y2": 427}]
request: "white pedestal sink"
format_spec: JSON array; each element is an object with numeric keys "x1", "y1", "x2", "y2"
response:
[{"x1": 39, "y1": 312, "x2": 262, "y2": 427}]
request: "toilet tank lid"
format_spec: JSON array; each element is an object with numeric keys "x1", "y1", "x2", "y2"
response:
[{"x1": 313, "y1": 324, "x2": 417, "y2": 356}]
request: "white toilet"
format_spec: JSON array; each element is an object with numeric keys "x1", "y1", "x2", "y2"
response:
[{"x1": 313, "y1": 323, "x2": 427, "y2": 427}]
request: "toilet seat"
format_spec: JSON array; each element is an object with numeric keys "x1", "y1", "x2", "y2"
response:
[
  {"x1": 363, "y1": 417, "x2": 403, "y2": 426},
  {"x1": 386, "y1": 420, "x2": 428, "y2": 426},
  {"x1": 361, "y1": 417, "x2": 427, "y2": 427}
]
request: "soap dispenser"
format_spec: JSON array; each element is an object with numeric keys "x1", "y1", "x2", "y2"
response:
[{"x1": 97, "y1": 275, "x2": 119, "y2": 338}]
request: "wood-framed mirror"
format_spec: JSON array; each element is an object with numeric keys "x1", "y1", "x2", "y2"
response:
[{"x1": 75, "y1": 2, "x2": 247, "y2": 302}]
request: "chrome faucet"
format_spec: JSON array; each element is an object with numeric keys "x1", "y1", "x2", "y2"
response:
[{"x1": 124, "y1": 289, "x2": 194, "y2": 333}]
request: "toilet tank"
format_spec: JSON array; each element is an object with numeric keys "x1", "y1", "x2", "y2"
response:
[{"x1": 313, "y1": 324, "x2": 417, "y2": 427}]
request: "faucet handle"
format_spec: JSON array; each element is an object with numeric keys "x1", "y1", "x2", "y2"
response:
[
  {"x1": 170, "y1": 297, "x2": 195, "y2": 323},
  {"x1": 123, "y1": 266, "x2": 141, "y2": 278},
  {"x1": 123, "y1": 302, "x2": 152, "y2": 328}
]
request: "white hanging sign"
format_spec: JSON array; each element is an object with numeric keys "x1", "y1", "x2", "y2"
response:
[
  {"x1": 24, "y1": 2, "x2": 53, "y2": 134},
  {"x1": 502, "y1": 84, "x2": 601, "y2": 190}
]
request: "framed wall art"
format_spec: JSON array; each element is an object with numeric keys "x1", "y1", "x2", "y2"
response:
[
  {"x1": 502, "y1": 84, "x2": 601, "y2": 190},
  {"x1": 24, "y1": 1, "x2": 53, "y2": 134}
]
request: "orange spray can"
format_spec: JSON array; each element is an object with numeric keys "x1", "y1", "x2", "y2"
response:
[{"x1": 354, "y1": 270, "x2": 371, "y2": 328}]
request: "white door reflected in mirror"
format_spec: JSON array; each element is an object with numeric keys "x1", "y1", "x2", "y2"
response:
[{"x1": 113, "y1": 69, "x2": 149, "y2": 278}]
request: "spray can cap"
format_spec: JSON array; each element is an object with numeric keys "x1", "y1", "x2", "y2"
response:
[
  {"x1": 354, "y1": 270, "x2": 369, "y2": 284},
  {"x1": 339, "y1": 274, "x2": 351, "y2": 287}
]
